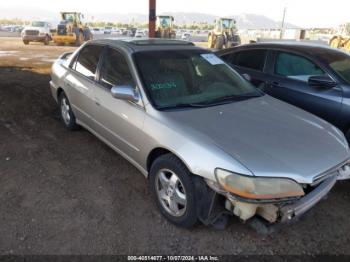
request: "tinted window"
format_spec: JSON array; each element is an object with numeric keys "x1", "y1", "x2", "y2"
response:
[
  {"x1": 74, "y1": 45, "x2": 104, "y2": 79},
  {"x1": 317, "y1": 51, "x2": 350, "y2": 85},
  {"x1": 275, "y1": 52, "x2": 325, "y2": 81},
  {"x1": 235, "y1": 49, "x2": 267, "y2": 71},
  {"x1": 134, "y1": 50, "x2": 261, "y2": 109},
  {"x1": 99, "y1": 48, "x2": 134, "y2": 89}
]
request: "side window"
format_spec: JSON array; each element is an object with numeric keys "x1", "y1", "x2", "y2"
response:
[
  {"x1": 234, "y1": 49, "x2": 267, "y2": 71},
  {"x1": 99, "y1": 48, "x2": 134, "y2": 89},
  {"x1": 221, "y1": 53, "x2": 236, "y2": 65},
  {"x1": 73, "y1": 45, "x2": 104, "y2": 79},
  {"x1": 275, "y1": 52, "x2": 325, "y2": 82}
]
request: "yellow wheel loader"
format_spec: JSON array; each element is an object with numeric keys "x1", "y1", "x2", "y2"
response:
[
  {"x1": 52, "y1": 12, "x2": 93, "y2": 46},
  {"x1": 155, "y1": 16, "x2": 176, "y2": 39},
  {"x1": 329, "y1": 23, "x2": 350, "y2": 52},
  {"x1": 208, "y1": 18, "x2": 241, "y2": 49}
]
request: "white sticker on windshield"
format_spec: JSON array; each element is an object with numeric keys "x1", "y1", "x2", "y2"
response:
[{"x1": 201, "y1": 54, "x2": 224, "y2": 65}]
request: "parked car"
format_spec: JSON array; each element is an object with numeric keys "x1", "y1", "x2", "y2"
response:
[
  {"x1": 135, "y1": 30, "x2": 146, "y2": 38},
  {"x1": 21, "y1": 21, "x2": 52, "y2": 45},
  {"x1": 104, "y1": 27, "x2": 112, "y2": 34},
  {"x1": 50, "y1": 39, "x2": 350, "y2": 229},
  {"x1": 91, "y1": 28, "x2": 104, "y2": 35},
  {"x1": 217, "y1": 42, "x2": 350, "y2": 141},
  {"x1": 181, "y1": 32, "x2": 191, "y2": 41}
]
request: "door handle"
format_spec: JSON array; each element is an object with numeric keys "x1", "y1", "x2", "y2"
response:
[{"x1": 271, "y1": 81, "x2": 280, "y2": 87}]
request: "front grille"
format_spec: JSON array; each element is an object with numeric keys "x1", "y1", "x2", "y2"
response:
[
  {"x1": 57, "y1": 25, "x2": 67, "y2": 35},
  {"x1": 25, "y1": 30, "x2": 39, "y2": 36}
]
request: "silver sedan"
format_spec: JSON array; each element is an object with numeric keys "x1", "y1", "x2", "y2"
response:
[{"x1": 50, "y1": 39, "x2": 350, "y2": 229}]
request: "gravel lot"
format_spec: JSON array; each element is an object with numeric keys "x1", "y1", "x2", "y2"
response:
[{"x1": 1, "y1": 37, "x2": 350, "y2": 255}]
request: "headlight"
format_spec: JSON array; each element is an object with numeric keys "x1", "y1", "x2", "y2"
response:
[{"x1": 215, "y1": 169, "x2": 304, "y2": 200}]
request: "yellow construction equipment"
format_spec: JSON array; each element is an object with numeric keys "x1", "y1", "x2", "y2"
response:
[
  {"x1": 208, "y1": 18, "x2": 240, "y2": 49},
  {"x1": 329, "y1": 23, "x2": 350, "y2": 52},
  {"x1": 52, "y1": 12, "x2": 92, "y2": 46},
  {"x1": 155, "y1": 16, "x2": 176, "y2": 38}
]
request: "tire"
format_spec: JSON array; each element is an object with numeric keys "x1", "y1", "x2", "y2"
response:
[
  {"x1": 23, "y1": 40, "x2": 29, "y2": 45},
  {"x1": 75, "y1": 31, "x2": 84, "y2": 46},
  {"x1": 149, "y1": 154, "x2": 198, "y2": 228},
  {"x1": 44, "y1": 35, "x2": 50, "y2": 45},
  {"x1": 215, "y1": 35, "x2": 224, "y2": 49},
  {"x1": 208, "y1": 33, "x2": 214, "y2": 48},
  {"x1": 58, "y1": 92, "x2": 79, "y2": 130}
]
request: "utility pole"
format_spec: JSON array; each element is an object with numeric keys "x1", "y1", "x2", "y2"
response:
[
  {"x1": 149, "y1": 0, "x2": 156, "y2": 38},
  {"x1": 280, "y1": 7, "x2": 287, "y2": 39}
]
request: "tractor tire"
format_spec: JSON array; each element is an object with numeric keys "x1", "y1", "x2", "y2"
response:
[
  {"x1": 208, "y1": 33, "x2": 214, "y2": 48},
  {"x1": 215, "y1": 35, "x2": 224, "y2": 50},
  {"x1": 75, "y1": 32, "x2": 84, "y2": 46}
]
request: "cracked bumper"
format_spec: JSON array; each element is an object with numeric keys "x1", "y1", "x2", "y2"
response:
[{"x1": 279, "y1": 176, "x2": 337, "y2": 223}]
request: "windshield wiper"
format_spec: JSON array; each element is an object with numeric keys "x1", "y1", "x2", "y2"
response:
[
  {"x1": 199, "y1": 93, "x2": 262, "y2": 106},
  {"x1": 158, "y1": 103, "x2": 208, "y2": 110}
]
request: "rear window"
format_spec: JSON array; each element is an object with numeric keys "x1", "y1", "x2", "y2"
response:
[{"x1": 234, "y1": 49, "x2": 267, "y2": 71}]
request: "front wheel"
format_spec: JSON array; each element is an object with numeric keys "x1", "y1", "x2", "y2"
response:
[
  {"x1": 23, "y1": 40, "x2": 29, "y2": 45},
  {"x1": 58, "y1": 92, "x2": 79, "y2": 130},
  {"x1": 149, "y1": 154, "x2": 198, "y2": 228}
]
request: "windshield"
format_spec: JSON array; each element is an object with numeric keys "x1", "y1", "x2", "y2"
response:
[
  {"x1": 221, "y1": 19, "x2": 233, "y2": 29},
  {"x1": 159, "y1": 17, "x2": 171, "y2": 27},
  {"x1": 327, "y1": 54, "x2": 350, "y2": 85},
  {"x1": 134, "y1": 50, "x2": 261, "y2": 110},
  {"x1": 31, "y1": 21, "x2": 45, "y2": 27}
]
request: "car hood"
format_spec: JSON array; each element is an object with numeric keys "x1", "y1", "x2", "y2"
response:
[
  {"x1": 24, "y1": 26, "x2": 45, "y2": 31},
  {"x1": 164, "y1": 95, "x2": 350, "y2": 183}
]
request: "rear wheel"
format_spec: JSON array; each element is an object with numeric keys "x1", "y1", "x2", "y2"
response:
[
  {"x1": 215, "y1": 35, "x2": 224, "y2": 49},
  {"x1": 75, "y1": 32, "x2": 84, "y2": 46},
  {"x1": 149, "y1": 154, "x2": 198, "y2": 228},
  {"x1": 44, "y1": 35, "x2": 50, "y2": 45}
]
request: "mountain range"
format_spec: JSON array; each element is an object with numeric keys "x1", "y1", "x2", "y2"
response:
[{"x1": 0, "y1": 7, "x2": 298, "y2": 29}]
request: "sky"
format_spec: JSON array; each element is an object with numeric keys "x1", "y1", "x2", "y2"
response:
[{"x1": 1, "y1": 0, "x2": 349, "y2": 28}]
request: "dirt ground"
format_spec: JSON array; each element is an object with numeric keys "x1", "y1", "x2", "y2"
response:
[{"x1": 1, "y1": 37, "x2": 350, "y2": 255}]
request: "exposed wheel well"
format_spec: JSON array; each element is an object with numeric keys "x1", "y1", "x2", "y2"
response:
[
  {"x1": 57, "y1": 87, "x2": 64, "y2": 100},
  {"x1": 147, "y1": 148, "x2": 172, "y2": 172}
]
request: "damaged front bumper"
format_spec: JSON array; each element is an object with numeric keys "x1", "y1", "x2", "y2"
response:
[
  {"x1": 206, "y1": 174, "x2": 338, "y2": 224},
  {"x1": 279, "y1": 176, "x2": 336, "y2": 222}
]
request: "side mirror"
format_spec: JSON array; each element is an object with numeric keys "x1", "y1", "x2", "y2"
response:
[
  {"x1": 308, "y1": 75, "x2": 336, "y2": 89},
  {"x1": 111, "y1": 86, "x2": 140, "y2": 102},
  {"x1": 242, "y1": 73, "x2": 252, "y2": 82}
]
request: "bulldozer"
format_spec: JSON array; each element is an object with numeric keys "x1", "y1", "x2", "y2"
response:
[
  {"x1": 52, "y1": 12, "x2": 92, "y2": 46},
  {"x1": 329, "y1": 24, "x2": 350, "y2": 52},
  {"x1": 208, "y1": 18, "x2": 240, "y2": 49},
  {"x1": 155, "y1": 15, "x2": 176, "y2": 39}
]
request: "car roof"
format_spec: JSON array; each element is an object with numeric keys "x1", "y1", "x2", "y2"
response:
[
  {"x1": 89, "y1": 38, "x2": 202, "y2": 53},
  {"x1": 218, "y1": 41, "x2": 346, "y2": 58}
]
